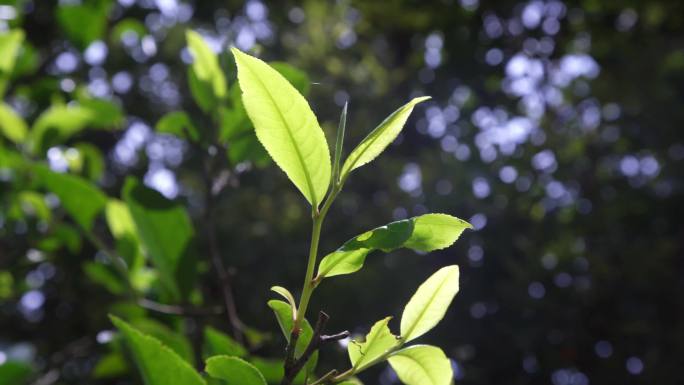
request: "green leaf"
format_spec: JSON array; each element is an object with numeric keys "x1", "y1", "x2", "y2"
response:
[
  {"x1": 0, "y1": 361, "x2": 33, "y2": 385},
  {"x1": 15, "y1": 191, "x2": 51, "y2": 221},
  {"x1": 270, "y1": 286, "x2": 297, "y2": 319},
  {"x1": 232, "y1": 48, "x2": 331, "y2": 207},
  {"x1": 400, "y1": 266, "x2": 460, "y2": 342},
  {"x1": 186, "y1": 30, "x2": 227, "y2": 112},
  {"x1": 35, "y1": 165, "x2": 107, "y2": 230},
  {"x1": 348, "y1": 317, "x2": 399, "y2": 372},
  {"x1": 205, "y1": 356, "x2": 266, "y2": 385},
  {"x1": 123, "y1": 178, "x2": 196, "y2": 301},
  {"x1": 110, "y1": 315, "x2": 206, "y2": 385},
  {"x1": 156, "y1": 111, "x2": 200, "y2": 141},
  {"x1": 387, "y1": 345, "x2": 452, "y2": 385},
  {"x1": 105, "y1": 199, "x2": 144, "y2": 270},
  {"x1": 0, "y1": 103, "x2": 27, "y2": 143},
  {"x1": 267, "y1": 300, "x2": 318, "y2": 376},
  {"x1": 317, "y1": 214, "x2": 471, "y2": 278},
  {"x1": 93, "y1": 352, "x2": 129, "y2": 378},
  {"x1": 204, "y1": 326, "x2": 248, "y2": 358},
  {"x1": 83, "y1": 262, "x2": 127, "y2": 295},
  {"x1": 77, "y1": 97, "x2": 125, "y2": 128},
  {"x1": 133, "y1": 318, "x2": 195, "y2": 365},
  {"x1": 57, "y1": 3, "x2": 111, "y2": 49},
  {"x1": 340, "y1": 97, "x2": 430, "y2": 181},
  {"x1": 332, "y1": 102, "x2": 348, "y2": 185},
  {"x1": 0, "y1": 30, "x2": 24, "y2": 75},
  {"x1": 29, "y1": 104, "x2": 94, "y2": 155},
  {"x1": 73, "y1": 143, "x2": 105, "y2": 181}
]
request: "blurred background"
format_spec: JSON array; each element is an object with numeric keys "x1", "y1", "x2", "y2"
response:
[{"x1": 1, "y1": 0, "x2": 683, "y2": 384}]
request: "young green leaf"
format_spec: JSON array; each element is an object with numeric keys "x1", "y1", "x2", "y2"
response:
[
  {"x1": 204, "y1": 326, "x2": 248, "y2": 358},
  {"x1": 0, "y1": 103, "x2": 27, "y2": 143},
  {"x1": 156, "y1": 111, "x2": 200, "y2": 141},
  {"x1": 186, "y1": 30, "x2": 227, "y2": 111},
  {"x1": 317, "y1": 214, "x2": 471, "y2": 279},
  {"x1": 348, "y1": 317, "x2": 399, "y2": 372},
  {"x1": 123, "y1": 178, "x2": 197, "y2": 301},
  {"x1": 400, "y1": 266, "x2": 460, "y2": 342},
  {"x1": 332, "y1": 101, "x2": 348, "y2": 185},
  {"x1": 387, "y1": 345, "x2": 452, "y2": 385},
  {"x1": 271, "y1": 286, "x2": 298, "y2": 320},
  {"x1": 205, "y1": 356, "x2": 266, "y2": 385},
  {"x1": 105, "y1": 199, "x2": 143, "y2": 271},
  {"x1": 110, "y1": 316, "x2": 206, "y2": 385},
  {"x1": 267, "y1": 300, "x2": 318, "y2": 376},
  {"x1": 34, "y1": 165, "x2": 107, "y2": 231},
  {"x1": 0, "y1": 30, "x2": 24, "y2": 75},
  {"x1": 340, "y1": 97, "x2": 430, "y2": 181},
  {"x1": 232, "y1": 48, "x2": 331, "y2": 207},
  {"x1": 29, "y1": 105, "x2": 94, "y2": 154}
]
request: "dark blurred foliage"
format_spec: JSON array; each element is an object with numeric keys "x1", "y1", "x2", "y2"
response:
[{"x1": 1, "y1": 0, "x2": 683, "y2": 384}]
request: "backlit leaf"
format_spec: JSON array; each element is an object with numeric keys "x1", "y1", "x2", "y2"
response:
[
  {"x1": 0, "y1": 103, "x2": 27, "y2": 143},
  {"x1": 340, "y1": 97, "x2": 430, "y2": 180},
  {"x1": 317, "y1": 214, "x2": 471, "y2": 278},
  {"x1": 110, "y1": 316, "x2": 206, "y2": 385},
  {"x1": 205, "y1": 356, "x2": 266, "y2": 385},
  {"x1": 203, "y1": 326, "x2": 248, "y2": 358},
  {"x1": 35, "y1": 165, "x2": 107, "y2": 231},
  {"x1": 123, "y1": 178, "x2": 196, "y2": 301},
  {"x1": 400, "y1": 266, "x2": 460, "y2": 342},
  {"x1": 232, "y1": 48, "x2": 331, "y2": 207},
  {"x1": 348, "y1": 317, "x2": 399, "y2": 371},
  {"x1": 387, "y1": 345, "x2": 452, "y2": 385},
  {"x1": 186, "y1": 30, "x2": 227, "y2": 112}
]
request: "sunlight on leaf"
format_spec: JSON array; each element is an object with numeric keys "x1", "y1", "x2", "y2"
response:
[{"x1": 387, "y1": 345, "x2": 452, "y2": 385}]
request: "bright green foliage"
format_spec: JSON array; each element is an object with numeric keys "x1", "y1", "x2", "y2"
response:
[
  {"x1": 267, "y1": 300, "x2": 318, "y2": 377},
  {"x1": 123, "y1": 178, "x2": 196, "y2": 301},
  {"x1": 0, "y1": 361, "x2": 33, "y2": 385},
  {"x1": 35, "y1": 165, "x2": 107, "y2": 231},
  {"x1": 105, "y1": 199, "x2": 143, "y2": 270},
  {"x1": 29, "y1": 105, "x2": 94, "y2": 154},
  {"x1": 348, "y1": 317, "x2": 399, "y2": 371},
  {"x1": 28, "y1": 100, "x2": 123, "y2": 155},
  {"x1": 13, "y1": 191, "x2": 51, "y2": 221},
  {"x1": 268, "y1": 300, "x2": 313, "y2": 355},
  {"x1": 203, "y1": 326, "x2": 248, "y2": 358},
  {"x1": 205, "y1": 356, "x2": 266, "y2": 385},
  {"x1": 110, "y1": 316, "x2": 206, "y2": 385},
  {"x1": 400, "y1": 266, "x2": 460, "y2": 342},
  {"x1": 186, "y1": 30, "x2": 227, "y2": 112},
  {"x1": 0, "y1": 30, "x2": 23, "y2": 96},
  {"x1": 340, "y1": 97, "x2": 430, "y2": 181},
  {"x1": 0, "y1": 103, "x2": 27, "y2": 143},
  {"x1": 317, "y1": 214, "x2": 471, "y2": 278},
  {"x1": 387, "y1": 345, "x2": 452, "y2": 385},
  {"x1": 271, "y1": 286, "x2": 298, "y2": 319},
  {"x1": 232, "y1": 48, "x2": 331, "y2": 207},
  {"x1": 156, "y1": 111, "x2": 200, "y2": 141}
]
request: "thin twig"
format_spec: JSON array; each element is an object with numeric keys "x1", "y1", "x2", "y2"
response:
[
  {"x1": 280, "y1": 311, "x2": 350, "y2": 385},
  {"x1": 203, "y1": 154, "x2": 245, "y2": 344}
]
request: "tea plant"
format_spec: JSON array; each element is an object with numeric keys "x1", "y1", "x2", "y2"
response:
[{"x1": 0, "y1": 29, "x2": 471, "y2": 385}]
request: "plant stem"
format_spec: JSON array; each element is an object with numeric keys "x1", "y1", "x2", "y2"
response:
[
  {"x1": 293, "y1": 213, "x2": 324, "y2": 332},
  {"x1": 293, "y1": 185, "x2": 341, "y2": 331}
]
